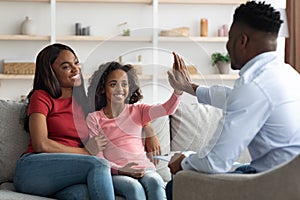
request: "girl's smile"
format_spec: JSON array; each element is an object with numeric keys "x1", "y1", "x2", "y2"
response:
[{"x1": 105, "y1": 69, "x2": 129, "y2": 104}]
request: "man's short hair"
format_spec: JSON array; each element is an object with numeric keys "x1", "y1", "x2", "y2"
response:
[{"x1": 233, "y1": 1, "x2": 283, "y2": 34}]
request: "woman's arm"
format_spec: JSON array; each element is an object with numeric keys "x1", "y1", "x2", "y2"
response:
[{"x1": 29, "y1": 113, "x2": 90, "y2": 154}]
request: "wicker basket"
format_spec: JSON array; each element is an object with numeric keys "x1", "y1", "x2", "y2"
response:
[
  {"x1": 187, "y1": 65, "x2": 198, "y2": 74},
  {"x1": 160, "y1": 27, "x2": 190, "y2": 37},
  {"x1": 3, "y1": 62, "x2": 35, "y2": 74}
]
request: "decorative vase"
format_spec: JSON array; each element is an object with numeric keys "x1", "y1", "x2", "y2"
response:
[
  {"x1": 21, "y1": 16, "x2": 36, "y2": 35},
  {"x1": 216, "y1": 61, "x2": 230, "y2": 74}
]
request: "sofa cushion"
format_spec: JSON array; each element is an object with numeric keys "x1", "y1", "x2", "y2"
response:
[
  {"x1": 150, "y1": 115, "x2": 170, "y2": 155},
  {"x1": 170, "y1": 102, "x2": 251, "y2": 164},
  {"x1": 170, "y1": 102, "x2": 223, "y2": 152},
  {"x1": 0, "y1": 100, "x2": 29, "y2": 184},
  {"x1": 0, "y1": 190, "x2": 55, "y2": 200},
  {"x1": 149, "y1": 115, "x2": 171, "y2": 182}
]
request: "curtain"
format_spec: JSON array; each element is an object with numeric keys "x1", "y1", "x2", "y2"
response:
[{"x1": 285, "y1": 0, "x2": 300, "y2": 72}]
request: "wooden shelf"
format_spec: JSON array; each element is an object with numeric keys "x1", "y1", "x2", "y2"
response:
[
  {"x1": 56, "y1": 0, "x2": 151, "y2": 3},
  {"x1": 0, "y1": 74, "x2": 34, "y2": 80},
  {"x1": 156, "y1": 74, "x2": 238, "y2": 80},
  {"x1": 0, "y1": 74, "x2": 238, "y2": 81},
  {"x1": 159, "y1": 0, "x2": 246, "y2": 4},
  {"x1": 84, "y1": 74, "x2": 153, "y2": 80},
  {"x1": 0, "y1": 35, "x2": 153, "y2": 42},
  {"x1": 0, "y1": 74, "x2": 153, "y2": 81},
  {"x1": 190, "y1": 74, "x2": 239, "y2": 80},
  {"x1": 158, "y1": 36, "x2": 227, "y2": 42},
  {"x1": 56, "y1": 35, "x2": 152, "y2": 42},
  {"x1": 0, "y1": 0, "x2": 244, "y2": 4},
  {"x1": 0, "y1": 35, "x2": 50, "y2": 41},
  {"x1": 0, "y1": 0, "x2": 49, "y2": 2},
  {"x1": 0, "y1": 35, "x2": 226, "y2": 43},
  {"x1": 51, "y1": 36, "x2": 226, "y2": 42}
]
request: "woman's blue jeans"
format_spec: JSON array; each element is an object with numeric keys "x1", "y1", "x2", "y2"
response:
[
  {"x1": 113, "y1": 170, "x2": 166, "y2": 200},
  {"x1": 13, "y1": 153, "x2": 114, "y2": 200}
]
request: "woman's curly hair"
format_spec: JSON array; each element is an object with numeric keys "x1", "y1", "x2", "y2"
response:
[{"x1": 87, "y1": 61, "x2": 143, "y2": 111}]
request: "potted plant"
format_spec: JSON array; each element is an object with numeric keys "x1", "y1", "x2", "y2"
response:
[{"x1": 211, "y1": 52, "x2": 230, "y2": 74}]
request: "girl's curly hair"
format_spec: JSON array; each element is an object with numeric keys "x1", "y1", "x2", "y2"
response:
[{"x1": 87, "y1": 61, "x2": 143, "y2": 111}]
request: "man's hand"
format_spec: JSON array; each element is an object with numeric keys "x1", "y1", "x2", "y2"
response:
[
  {"x1": 144, "y1": 123, "x2": 162, "y2": 165},
  {"x1": 168, "y1": 153, "x2": 186, "y2": 174},
  {"x1": 85, "y1": 134, "x2": 108, "y2": 155},
  {"x1": 167, "y1": 52, "x2": 197, "y2": 96},
  {"x1": 118, "y1": 162, "x2": 145, "y2": 179}
]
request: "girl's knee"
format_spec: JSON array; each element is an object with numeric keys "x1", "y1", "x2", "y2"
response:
[
  {"x1": 113, "y1": 177, "x2": 146, "y2": 200},
  {"x1": 87, "y1": 156, "x2": 110, "y2": 168},
  {"x1": 122, "y1": 178, "x2": 143, "y2": 192}
]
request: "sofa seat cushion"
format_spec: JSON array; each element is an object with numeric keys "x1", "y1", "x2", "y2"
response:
[
  {"x1": 0, "y1": 100, "x2": 29, "y2": 184},
  {"x1": 0, "y1": 182, "x2": 15, "y2": 191},
  {"x1": 0, "y1": 190, "x2": 55, "y2": 200}
]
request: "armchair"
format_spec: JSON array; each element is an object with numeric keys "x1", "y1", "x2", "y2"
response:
[{"x1": 173, "y1": 154, "x2": 300, "y2": 200}]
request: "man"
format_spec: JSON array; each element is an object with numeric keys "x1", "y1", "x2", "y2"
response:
[{"x1": 166, "y1": 1, "x2": 300, "y2": 199}]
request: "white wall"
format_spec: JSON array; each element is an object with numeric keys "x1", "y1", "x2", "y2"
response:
[{"x1": 0, "y1": 0, "x2": 286, "y2": 102}]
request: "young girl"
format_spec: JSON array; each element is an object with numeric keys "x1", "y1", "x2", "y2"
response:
[{"x1": 86, "y1": 61, "x2": 182, "y2": 200}]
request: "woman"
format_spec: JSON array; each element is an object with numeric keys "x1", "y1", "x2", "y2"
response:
[{"x1": 13, "y1": 43, "x2": 114, "y2": 200}]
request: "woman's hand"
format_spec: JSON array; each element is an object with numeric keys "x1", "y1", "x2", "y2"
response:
[
  {"x1": 118, "y1": 162, "x2": 145, "y2": 179},
  {"x1": 167, "y1": 52, "x2": 196, "y2": 96},
  {"x1": 85, "y1": 134, "x2": 108, "y2": 155}
]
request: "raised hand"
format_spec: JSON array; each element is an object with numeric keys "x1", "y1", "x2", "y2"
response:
[
  {"x1": 167, "y1": 52, "x2": 196, "y2": 96},
  {"x1": 118, "y1": 162, "x2": 145, "y2": 179}
]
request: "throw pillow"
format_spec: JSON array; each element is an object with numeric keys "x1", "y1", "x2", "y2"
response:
[
  {"x1": 147, "y1": 116, "x2": 171, "y2": 182},
  {"x1": 170, "y1": 102, "x2": 223, "y2": 152}
]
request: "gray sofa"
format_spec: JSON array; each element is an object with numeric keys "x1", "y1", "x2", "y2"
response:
[{"x1": 0, "y1": 99, "x2": 251, "y2": 199}]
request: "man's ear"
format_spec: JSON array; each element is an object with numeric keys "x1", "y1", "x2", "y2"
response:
[{"x1": 240, "y1": 33, "x2": 249, "y2": 48}]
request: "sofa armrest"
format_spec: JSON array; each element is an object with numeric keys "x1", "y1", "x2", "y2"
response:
[
  {"x1": 173, "y1": 170, "x2": 258, "y2": 200},
  {"x1": 173, "y1": 168, "x2": 300, "y2": 200},
  {"x1": 173, "y1": 158, "x2": 300, "y2": 200}
]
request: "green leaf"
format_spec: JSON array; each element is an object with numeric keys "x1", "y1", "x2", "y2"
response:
[{"x1": 211, "y1": 52, "x2": 230, "y2": 66}]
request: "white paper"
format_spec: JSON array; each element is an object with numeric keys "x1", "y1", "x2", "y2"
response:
[{"x1": 153, "y1": 151, "x2": 197, "y2": 162}]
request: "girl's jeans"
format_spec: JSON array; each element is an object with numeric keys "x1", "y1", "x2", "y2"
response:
[
  {"x1": 13, "y1": 153, "x2": 114, "y2": 200},
  {"x1": 113, "y1": 170, "x2": 166, "y2": 200}
]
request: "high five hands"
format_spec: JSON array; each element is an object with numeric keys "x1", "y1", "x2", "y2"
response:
[{"x1": 167, "y1": 52, "x2": 196, "y2": 96}]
